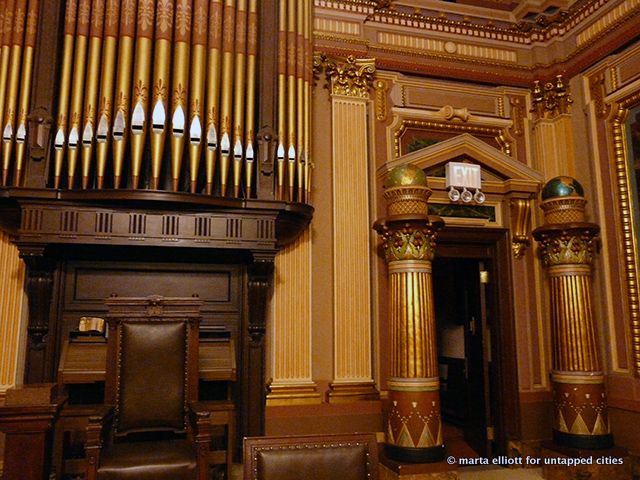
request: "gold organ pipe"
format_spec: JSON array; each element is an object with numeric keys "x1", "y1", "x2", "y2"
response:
[
  {"x1": 295, "y1": 0, "x2": 304, "y2": 203},
  {"x1": 170, "y1": 0, "x2": 192, "y2": 192},
  {"x1": 2, "y1": 0, "x2": 26, "y2": 186},
  {"x1": 112, "y1": 0, "x2": 137, "y2": 189},
  {"x1": 95, "y1": 0, "x2": 121, "y2": 189},
  {"x1": 53, "y1": 0, "x2": 77, "y2": 188},
  {"x1": 232, "y1": 0, "x2": 246, "y2": 198},
  {"x1": 219, "y1": 0, "x2": 236, "y2": 197},
  {"x1": 286, "y1": 0, "x2": 296, "y2": 202},
  {"x1": 188, "y1": 0, "x2": 208, "y2": 193},
  {"x1": 13, "y1": 0, "x2": 39, "y2": 186},
  {"x1": 67, "y1": 0, "x2": 91, "y2": 189},
  {"x1": 81, "y1": 0, "x2": 106, "y2": 189},
  {"x1": 244, "y1": 0, "x2": 257, "y2": 198},
  {"x1": 150, "y1": 0, "x2": 174, "y2": 190},
  {"x1": 0, "y1": 0, "x2": 14, "y2": 169},
  {"x1": 304, "y1": 0, "x2": 312, "y2": 201},
  {"x1": 130, "y1": 0, "x2": 154, "y2": 189},
  {"x1": 204, "y1": 0, "x2": 223, "y2": 195},
  {"x1": 0, "y1": 2, "x2": 4, "y2": 107},
  {"x1": 276, "y1": 0, "x2": 286, "y2": 200}
]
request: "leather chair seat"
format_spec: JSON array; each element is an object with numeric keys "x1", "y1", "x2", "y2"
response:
[{"x1": 97, "y1": 439, "x2": 197, "y2": 480}]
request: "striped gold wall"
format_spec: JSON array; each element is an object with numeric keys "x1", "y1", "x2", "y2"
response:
[
  {"x1": 267, "y1": 226, "x2": 320, "y2": 405},
  {"x1": 0, "y1": 231, "x2": 26, "y2": 397}
]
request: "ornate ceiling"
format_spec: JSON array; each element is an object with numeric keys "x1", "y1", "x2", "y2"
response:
[{"x1": 313, "y1": 0, "x2": 640, "y2": 85}]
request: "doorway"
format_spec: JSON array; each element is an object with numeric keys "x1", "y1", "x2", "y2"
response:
[
  {"x1": 434, "y1": 257, "x2": 492, "y2": 457},
  {"x1": 432, "y1": 228, "x2": 519, "y2": 457}
]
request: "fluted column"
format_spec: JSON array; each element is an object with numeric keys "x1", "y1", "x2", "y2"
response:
[
  {"x1": 266, "y1": 227, "x2": 320, "y2": 405},
  {"x1": 533, "y1": 177, "x2": 613, "y2": 449},
  {"x1": 374, "y1": 165, "x2": 445, "y2": 463},
  {"x1": 321, "y1": 55, "x2": 378, "y2": 402},
  {"x1": 0, "y1": 231, "x2": 26, "y2": 396}
]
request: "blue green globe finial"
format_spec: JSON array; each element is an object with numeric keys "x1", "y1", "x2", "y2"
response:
[
  {"x1": 541, "y1": 176, "x2": 584, "y2": 200},
  {"x1": 384, "y1": 164, "x2": 428, "y2": 189}
]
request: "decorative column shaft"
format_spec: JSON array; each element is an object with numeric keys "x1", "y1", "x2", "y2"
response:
[
  {"x1": 533, "y1": 177, "x2": 613, "y2": 449},
  {"x1": 374, "y1": 165, "x2": 445, "y2": 463}
]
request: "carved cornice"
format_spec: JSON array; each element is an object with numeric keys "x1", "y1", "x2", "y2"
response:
[
  {"x1": 358, "y1": 0, "x2": 628, "y2": 45},
  {"x1": 314, "y1": 53, "x2": 376, "y2": 98},
  {"x1": 314, "y1": 0, "x2": 640, "y2": 85},
  {"x1": 530, "y1": 75, "x2": 573, "y2": 120}
]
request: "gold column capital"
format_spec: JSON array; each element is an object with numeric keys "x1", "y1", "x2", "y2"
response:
[
  {"x1": 313, "y1": 53, "x2": 375, "y2": 98},
  {"x1": 530, "y1": 75, "x2": 573, "y2": 121},
  {"x1": 533, "y1": 224, "x2": 599, "y2": 267},
  {"x1": 375, "y1": 219, "x2": 443, "y2": 263}
]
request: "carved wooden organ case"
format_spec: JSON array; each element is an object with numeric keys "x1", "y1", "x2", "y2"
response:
[{"x1": 0, "y1": 0, "x2": 314, "y2": 442}]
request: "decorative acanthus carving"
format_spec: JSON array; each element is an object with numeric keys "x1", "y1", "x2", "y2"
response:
[
  {"x1": 377, "y1": 222, "x2": 439, "y2": 262},
  {"x1": 531, "y1": 75, "x2": 573, "y2": 120},
  {"x1": 314, "y1": 53, "x2": 376, "y2": 98},
  {"x1": 535, "y1": 227, "x2": 599, "y2": 266}
]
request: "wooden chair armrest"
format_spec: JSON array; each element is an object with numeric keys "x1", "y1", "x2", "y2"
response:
[
  {"x1": 188, "y1": 402, "x2": 212, "y2": 442},
  {"x1": 86, "y1": 405, "x2": 114, "y2": 448}
]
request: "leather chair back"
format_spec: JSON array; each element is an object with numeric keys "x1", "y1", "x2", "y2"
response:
[
  {"x1": 116, "y1": 320, "x2": 187, "y2": 434},
  {"x1": 243, "y1": 433, "x2": 379, "y2": 480}
]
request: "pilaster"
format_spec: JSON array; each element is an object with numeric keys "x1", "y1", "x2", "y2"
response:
[
  {"x1": 0, "y1": 232, "x2": 26, "y2": 397},
  {"x1": 323, "y1": 56, "x2": 379, "y2": 402},
  {"x1": 530, "y1": 76, "x2": 576, "y2": 179}
]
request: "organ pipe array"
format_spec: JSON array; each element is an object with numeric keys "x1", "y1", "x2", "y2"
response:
[
  {"x1": 0, "y1": 0, "x2": 39, "y2": 187},
  {"x1": 0, "y1": 0, "x2": 315, "y2": 201}
]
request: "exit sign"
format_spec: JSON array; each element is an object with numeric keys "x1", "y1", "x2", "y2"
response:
[{"x1": 445, "y1": 162, "x2": 482, "y2": 189}]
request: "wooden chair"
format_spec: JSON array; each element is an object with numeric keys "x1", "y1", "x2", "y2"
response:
[
  {"x1": 85, "y1": 296, "x2": 212, "y2": 480},
  {"x1": 243, "y1": 433, "x2": 379, "y2": 480}
]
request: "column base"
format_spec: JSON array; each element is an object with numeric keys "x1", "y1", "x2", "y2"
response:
[
  {"x1": 385, "y1": 444, "x2": 446, "y2": 464},
  {"x1": 266, "y1": 382, "x2": 322, "y2": 406},
  {"x1": 552, "y1": 429, "x2": 614, "y2": 450},
  {"x1": 380, "y1": 445, "x2": 455, "y2": 479},
  {"x1": 541, "y1": 441, "x2": 631, "y2": 480},
  {"x1": 327, "y1": 381, "x2": 379, "y2": 403}
]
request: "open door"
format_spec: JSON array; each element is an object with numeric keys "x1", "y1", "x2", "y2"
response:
[{"x1": 434, "y1": 257, "x2": 494, "y2": 457}]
